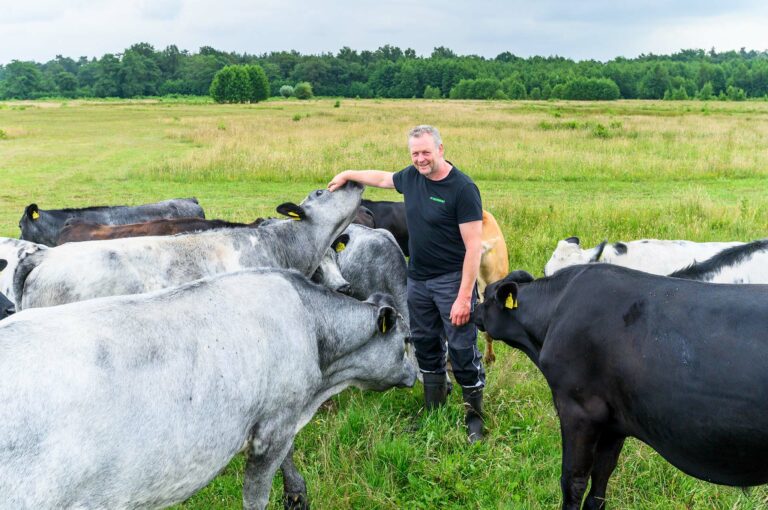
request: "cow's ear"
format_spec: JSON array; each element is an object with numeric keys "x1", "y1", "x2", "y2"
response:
[
  {"x1": 332, "y1": 234, "x2": 350, "y2": 253},
  {"x1": 0, "y1": 259, "x2": 7, "y2": 272},
  {"x1": 276, "y1": 203, "x2": 306, "y2": 220},
  {"x1": 565, "y1": 236, "x2": 580, "y2": 245},
  {"x1": 495, "y1": 282, "x2": 519, "y2": 310},
  {"x1": 589, "y1": 240, "x2": 608, "y2": 262},
  {"x1": 377, "y1": 305, "x2": 397, "y2": 334},
  {"x1": 26, "y1": 204, "x2": 40, "y2": 221}
]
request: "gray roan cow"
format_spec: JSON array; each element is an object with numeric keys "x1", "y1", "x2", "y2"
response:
[
  {"x1": 279, "y1": 223, "x2": 411, "y2": 508},
  {"x1": 18, "y1": 198, "x2": 206, "y2": 246},
  {"x1": 0, "y1": 268, "x2": 416, "y2": 509},
  {"x1": 0, "y1": 260, "x2": 14, "y2": 319},
  {"x1": 14, "y1": 183, "x2": 363, "y2": 310},
  {"x1": 475, "y1": 264, "x2": 768, "y2": 510},
  {"x1": 0, "y1": 237, "x2": 47, "y2": 310}
]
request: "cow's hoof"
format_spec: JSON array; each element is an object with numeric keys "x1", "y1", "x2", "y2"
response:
[
  {"x1": 284, "y1": 492, "x2": 309, "y2": 510},
  {"x1": 484, "y1": 353, "x2": 496, "y2": 365}
]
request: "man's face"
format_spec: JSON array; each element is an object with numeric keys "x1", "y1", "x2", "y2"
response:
[{"x1": 409, "y1": 134, "x2": 443, "y2": 177}]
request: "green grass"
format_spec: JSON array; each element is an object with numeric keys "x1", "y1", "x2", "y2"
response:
[{"x1": 2, "y1": 98, "x2": 768, "y2": 509}]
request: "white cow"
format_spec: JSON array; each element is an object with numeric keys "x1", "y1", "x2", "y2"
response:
[
  {"x1": 14, "y1": 183, "x2": 363, "y2": 310},
  {"x1": 544, "y1": 236, "x2": 744, "y2": 276},
  {"x1": 0, "y1": 268, "x2": 416, "y2": 509},
  {"x1": 668, "y1": 239, "x2": 768, "y2": 283}
]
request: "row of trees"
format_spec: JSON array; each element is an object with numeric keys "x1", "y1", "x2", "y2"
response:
[{"x1": 2, "y1": 43, "x2": 768, "y2": 101}]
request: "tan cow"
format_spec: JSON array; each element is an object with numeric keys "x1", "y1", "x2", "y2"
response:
[{"x1": 478, "y1": 210, "x2": 509, "y2": 364}]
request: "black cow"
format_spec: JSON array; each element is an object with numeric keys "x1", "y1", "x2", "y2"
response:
[
  {"x1": 475, "y1": 264, "x2": 768, "y2": 510},
  {"x1": 360, "y1": 199, "x2": 409, "y2": 256},
  {"x1": 0, "y1": 260, "x2": 13, "y2": 319},
  {"x1": 19, "y1": 198, "x2": 206, "y2": 246}
]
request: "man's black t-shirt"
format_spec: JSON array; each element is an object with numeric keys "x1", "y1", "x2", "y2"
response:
[{"x1": 392, "y1": 164, "x2": 482, "y2": 280}]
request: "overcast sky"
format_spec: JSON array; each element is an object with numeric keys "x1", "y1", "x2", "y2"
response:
[{"x1": 2, "y1": 0, "x2": 768, "y2": 64}]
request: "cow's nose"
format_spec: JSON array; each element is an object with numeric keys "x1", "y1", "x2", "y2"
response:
[
  {"x1": 337, "y1": 283, "x2": 352, "y2": 295},
  {"x1": 474, "y1": 310, "x2": 486, "y2": 332}
]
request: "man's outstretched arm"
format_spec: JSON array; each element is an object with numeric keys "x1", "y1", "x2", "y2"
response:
[{"x1": 328, "y1": 170, "x2": 395, "y2": 191}]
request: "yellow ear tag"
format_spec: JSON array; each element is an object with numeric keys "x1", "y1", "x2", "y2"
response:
[
  {"x1": 335, "y1": 242, "x2": 346, "y2": 253},
  {"x1": 381, "y1": 321, "x2": 387, "y2": 333},
  {"x1": 505, "y1": 295, "x2": 518, "y2": 309},
  {"x1": 287, "y1": 212, "x2": 301, "y2": 221},
  {"x1": 31, "y1": 211, "x2": 40, "y2": 220}
]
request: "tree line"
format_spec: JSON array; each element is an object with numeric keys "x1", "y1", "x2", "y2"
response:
[{"x1": 2, "y1": 43, "x2": 768, "y2": 101}]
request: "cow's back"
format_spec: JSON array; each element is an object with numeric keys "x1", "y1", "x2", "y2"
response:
[{"x1": 0, "y1": 272, "x2": 317, "y2": 508}]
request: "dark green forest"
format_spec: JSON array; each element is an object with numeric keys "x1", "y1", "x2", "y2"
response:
[{"x1": 2, "y1": 43, "x2": 767, "y2": 101}]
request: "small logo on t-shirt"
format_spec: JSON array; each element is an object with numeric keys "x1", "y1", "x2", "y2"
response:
[{"x1": 429, "y1": 196, "x2": 445, "y2": 204}]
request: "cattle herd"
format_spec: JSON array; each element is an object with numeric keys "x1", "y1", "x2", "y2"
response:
[{"x1": 1, "y1": 188, "x2": 767, "y2": 510}]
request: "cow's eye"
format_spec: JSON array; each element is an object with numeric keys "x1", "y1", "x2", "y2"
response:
[{"x1": 315, "y1": 190, "x2": 325, "y2": 197}]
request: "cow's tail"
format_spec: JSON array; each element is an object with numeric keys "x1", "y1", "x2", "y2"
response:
[{"x1": 13, "y1": 249, "x2": 46, "y2": 311}]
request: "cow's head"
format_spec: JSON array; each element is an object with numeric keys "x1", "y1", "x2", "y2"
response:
[
  {"x1": 475, "y1": 270, "x2": 536, "y2": 355},
  {"x1": 544, "y1": 237, "x2": 608, "y2": 276},
  {"x1": 311, "y1": 234, "x2": 351, "y2": 294},
  {"x1": 352, "y1": 293, "x2": 416, "y2": 391},
  {"x1": 0, "y1": 260, "x2": 14, "y2": 319},
  {"x1": 277, "y1": 182, "x2": 363, "y2": 231},
  {"x1": 19, "y1": 204, "x2": 60, "y2": 247}
]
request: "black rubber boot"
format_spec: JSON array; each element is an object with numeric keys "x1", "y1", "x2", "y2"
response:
[
  {"x1": 422, "y1": 372, "x2": 448, "y2": 410},
  {"x1": 462, "y1": 387, "x2": 484, "y2": 443}
]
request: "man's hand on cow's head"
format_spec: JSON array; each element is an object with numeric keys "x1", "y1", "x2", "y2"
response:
[{"x1": 327, "y1": 171, "x2": 349, "y2": 192}]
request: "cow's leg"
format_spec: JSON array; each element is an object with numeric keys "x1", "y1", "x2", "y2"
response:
[
  {"x1": 583, "y1": 433, "x2": 625, "y2": 510},
  {"x1": 243, "y1": 434, "x2": 294, "y2": 510},
  {"x1": 280, "y1": 444, "x2": 309, "y2": 510},
  {"x1": 558, "y1": 405, "x2": 600, "y2": 510},
  {"x1": 483, "y1": 331, "x2": 496, "y2": 364}
]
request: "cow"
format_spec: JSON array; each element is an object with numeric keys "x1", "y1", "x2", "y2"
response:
[
  {"x1": 18, "y1": 198, "x2": 206, "y2": 246},
  {"x1": 0, "y1": 268, "x2": 416, "y2": 509},
  {"x1": 277, "y1": 223, "x2": 410, "y2": 508},
  {"x1": 669, "y1": 238, "x2": 768, "y2": 284},
  {"x1": 55, "y1": 217, "x2": 264, "y2": 244},
  {"x1": 54, "y1": 217, "x2": 351, "y2": 295},
  {"x1": 544, "y1": 236, "x2": 744, "y2": 276},
  {"x1": 360, "y1": 198, "x2": 409, "y2": 256},
  {"x1": 474, "y1": 264, "x2": 768, "y2": 510},
  {"x1": 0, "y1": 261, "x2": 14, "y2": 319},
  {"x1": 0, "y1": 237, "x2": 47, "y2": 309},
  {"x1": 477, "y1": 210, "x2": 509, "y2": 364},
  {"x1": 14, "y1": 183, "x2": 363, "y2": 310}
]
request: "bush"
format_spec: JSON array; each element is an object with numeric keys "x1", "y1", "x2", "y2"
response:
[
  {"x1": 501, "y1": 77, "x2": 526, "y2": 99},
  {"x1": 698, "y1": 82, "x2": 714, "y2": 101},
  {"x1": 423, "y1": 85, "x2": 442, "y2": 99},
  {"x1": 245, "y1": 64, "x2": 270, "y2": 102},
  {"x1": 449, "y1": 78, "x2": 503, "y2": 99},
  {"x1": 563, "y1": 77, "x2": 620, "y2": 100},
  {"x1": 726, "y1": 85, "x2": 746, "y2": 101},
  {"x1": 279, "y1": 85, "x2": 294, "y2": 98},
  {"x1": 294, "y1": 82, "x2": 313, "y2": 100},
  {"x1": 210, "y1": 64, "x2": 268, "y2": 103},
  {"x1": 529, "y1": 87, "x2": 542, "y2": 100}
]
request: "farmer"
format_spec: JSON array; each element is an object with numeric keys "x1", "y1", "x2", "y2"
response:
[{"x1": 328, "y1": 125, "x2": 485, "y2": 442}]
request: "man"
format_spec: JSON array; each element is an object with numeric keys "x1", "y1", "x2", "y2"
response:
[{"x1": 328, "y1": 125, "x2": 485, "y2": 442}]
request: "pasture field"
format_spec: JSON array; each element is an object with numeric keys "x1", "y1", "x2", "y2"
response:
[{"x1": 1, "y1": 97, "x2": 768, "y2": 509}]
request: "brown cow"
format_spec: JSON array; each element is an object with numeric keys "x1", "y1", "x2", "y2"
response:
[
  {"x1": 55, "y1": 217, "x2": 264, "y2": 244},
  {"x1": 477, "y1": 210, "x2": 509, "y2": 364}
]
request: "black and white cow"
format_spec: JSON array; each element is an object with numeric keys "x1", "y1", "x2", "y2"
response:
[
  {"x1": 544, "y1": 236, "x2": 743, "y2": 276},
  {"x1": 0, "y1": 261, "x2": 14, "y2": 319},
  {"x1": 19, "y1": 198, "x2": 206, "y2": 246},
  {"x1": 669, "y1": 238, "x2": 768, "y2": 284},
  {"x1": 0, "y1": 268, "x2": 416, "y2": 509},
  {"x1": 475, "y1": 264, "x2": 768, "y2": 510},
  {"x1": 14, "y1": 184, "x2": 363, "y2": 310},
  {"x1": 0, "y1": 237, "x2": 47, "y2": 310}
]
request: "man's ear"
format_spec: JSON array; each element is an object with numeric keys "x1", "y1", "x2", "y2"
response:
[
  {"x1": 495, "y1": 282, "x2": 519, "y2": 309},
  {"x1": 276, "y1": 203, "x2": 306, "y2": 220},
  {"x1": 332, "y1": 234, "x2": 350, "y2": 253},
  {"x1": 26, "y1": 204, "x2": 40, "y2": 221},
  {"x1": 377, "y1": 305, "x2": 397, "y2": 334}
]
